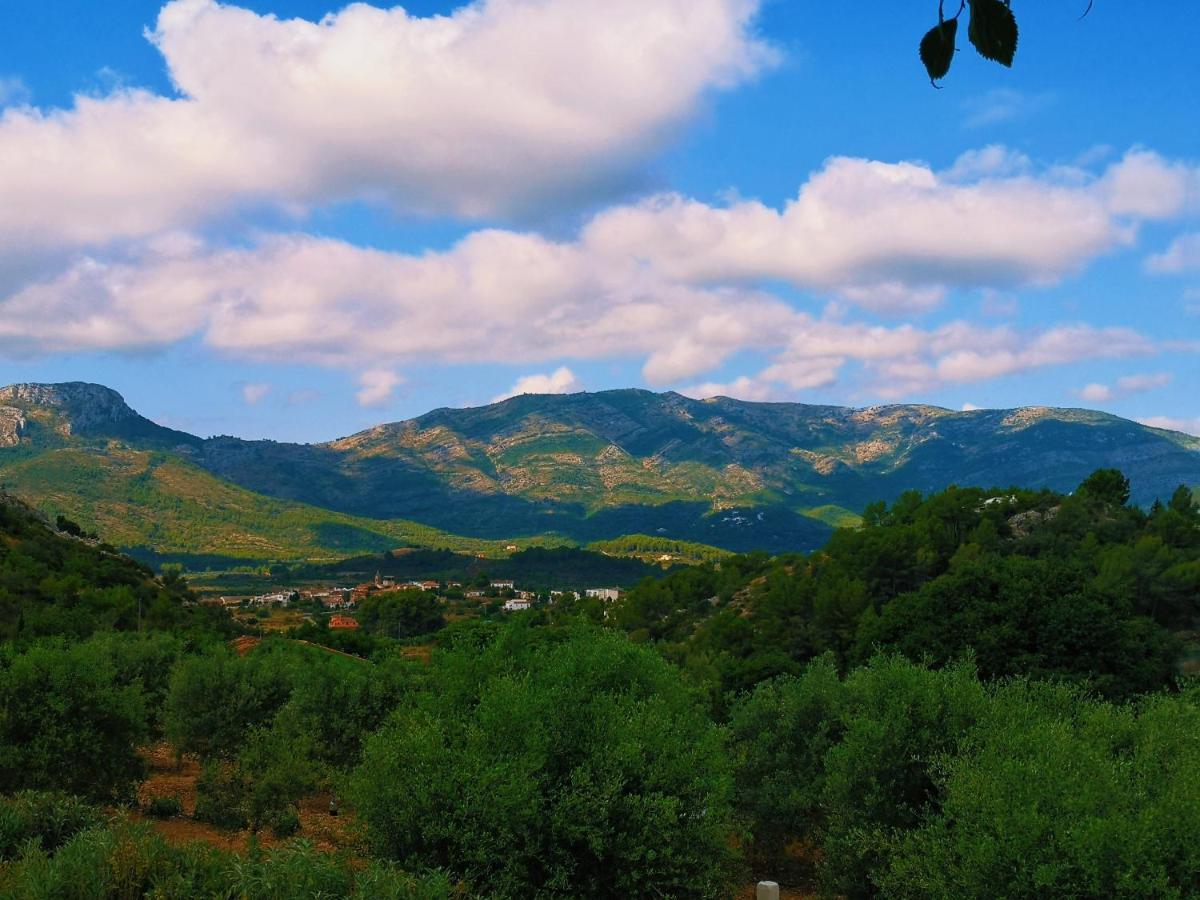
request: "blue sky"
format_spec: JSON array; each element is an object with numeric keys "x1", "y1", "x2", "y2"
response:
[{"x1": 0, "y1": 0, "x2": 1197, "y2": 441}]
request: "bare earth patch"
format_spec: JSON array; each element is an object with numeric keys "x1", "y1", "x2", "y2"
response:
[{"x1": 132, "y1": 742, "x2": 358, "y2": 855}]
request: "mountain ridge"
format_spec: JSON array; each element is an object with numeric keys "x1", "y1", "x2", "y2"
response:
[{"x1": 1, "y1": 381, "x2": 1197, "y2": 557}]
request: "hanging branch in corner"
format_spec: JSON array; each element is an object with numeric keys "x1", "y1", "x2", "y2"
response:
[
  {"x1": 920, "y1": 0, "x2": 1017, "y2": 86},
  {"x1": 919, "y1": 1, "x2": 1095, "y2": 86}
]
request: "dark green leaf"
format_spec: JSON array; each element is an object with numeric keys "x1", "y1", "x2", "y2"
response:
[
  {"x1": 967, "y1": 0, "x2": 1019, "y2": 67},
  {"x1": 919, "y1": 18, "x2": 958, "y2": 85}
]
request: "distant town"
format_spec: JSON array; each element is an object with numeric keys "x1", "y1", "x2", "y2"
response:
[{"x1": 194, "y1": 572, "x2": 624, "y2": 630}]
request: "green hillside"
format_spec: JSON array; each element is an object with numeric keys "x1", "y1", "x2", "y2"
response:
[
  {"x1": 3, "y1": 382, "x2": 1199, "y2": 558},
  {"x1": 0, "y1": 491, "x2": 205, "y2": 639},
  {"x1": 0, "y1": 446, "x2": 565, "y2": 563}
]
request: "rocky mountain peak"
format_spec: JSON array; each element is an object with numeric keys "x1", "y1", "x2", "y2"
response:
[{"x1": 0, "y1": 382, "x2": 139, "y2": 435}]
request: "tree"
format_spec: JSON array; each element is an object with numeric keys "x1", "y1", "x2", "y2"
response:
[
  {"x1": 0, "y1": 642, "x2": 148, "y2": 801},
  {"x1": 1077, "y1": 468, "x2": 1132, "y2": 507},
  {"x1": 879, "y1": 682, "x2": 1200, "y2": 898},
  {"x1": 350, "y1": 625, "x2": 735, "y2": 898}
]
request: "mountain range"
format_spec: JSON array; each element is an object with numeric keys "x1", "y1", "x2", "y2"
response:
[{"x1": 1, "y1": 381, "x2": 1198, "y2": 562}]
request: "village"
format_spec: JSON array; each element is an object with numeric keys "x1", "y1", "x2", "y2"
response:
[{"x1": 198, "y1": 572, "x2": 624, "y2": 632}]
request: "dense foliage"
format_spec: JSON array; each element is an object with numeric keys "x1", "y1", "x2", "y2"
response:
[
  {"x1": 0, "y1": 795, "x2": 456, "y2": 898},
  {"x1": 610, "y1": 474, "x2": 1199, "y2": 702},
  {"x1": 2, "y1": 471, "x2": 1199, "y2": 896},
  {"x1": 351, "y1": 624, "x2": 735, "y2": 898},
  {"x1": 0, "y1": 493, "x2": 208, "y2": 640},
  {"x1": 730, "y1": 653, "x2": 1200, "y2": 896}
]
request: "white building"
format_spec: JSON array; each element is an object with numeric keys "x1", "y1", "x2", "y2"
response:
[
  {"x1": 503, "y1": 597, "x2": 531, "y2": 611},
  {"x1": 585, "y1": 587, "x2": 621, "y2": 602}
]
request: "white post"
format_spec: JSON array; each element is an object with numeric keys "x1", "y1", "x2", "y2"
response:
[{"x1": 756, "y1": 882, "x2": 780, "y2": 900}]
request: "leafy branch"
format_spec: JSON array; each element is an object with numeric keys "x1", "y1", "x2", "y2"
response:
[
  {"x1": 920, "y1": 2, "x2": 1097, "y2": 86},
  {"x1": 920, "y1": 0, "x2": 1017, "y2": 87}
]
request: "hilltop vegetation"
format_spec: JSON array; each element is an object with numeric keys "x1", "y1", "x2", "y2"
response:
[
  {"x1": 0, "y1": 446, "x2": 566, "y2": 564},
  {"x1": 4, "y1": 382, "x2": 1198, "y2": 557},
  {"x1": 2, "y1": 470, "x2": 1200, "y2": 896},
  {"x1": 608, "y1": 471, "x2": 1200, "y2": 702},
  {"x1": 0, "y1": 491, "x2": 221, "y2": 640}
]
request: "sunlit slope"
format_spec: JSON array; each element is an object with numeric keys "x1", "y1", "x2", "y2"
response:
[
  {"x1": 0, "y1": 446, "x2": 553, "y2": 561},
  {"x1": 4, "y1": 382, "x2": 1198, "y2": 556}
]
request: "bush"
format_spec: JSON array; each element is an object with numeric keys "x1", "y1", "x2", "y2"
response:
[
  {"x1": 163, "y1": 644, "x2": 297, "y2": 759},
  {"x1": 351, "y1": 624, "x2": 735, "y2": 898},
  {"x1": 0, "y1": 642, "x2": 148, "y2": 802},
  {"x1": 194, "y1": 762, "x2": 249, "y2": 831},
  {"x1": 145, "y1": 796, "x2": 183, "y2": 819},
  {"x1": 0, "y1": 817, "x2": 457, "y2": 898},
  {"x1": 0, "y1": 791, "x2": 102, "y2": 861},
  {"x1": 268, "y1": 807, "x2": 301, "y2": 839},
  {"x1": 878, "y1": 682, "x2": 1200, "y2": 899},
  {"x1": 729, "y1": 655, "x2": 987, "y2": 893}
]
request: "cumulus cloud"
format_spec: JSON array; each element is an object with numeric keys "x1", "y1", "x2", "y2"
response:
[
  {"x1": 1102, "y1": 150, "x2": 1200, "y2": 220},
  {"x1": 356, "y1": 369, "x2": 403, "y2": 408},
  {"x1": 241, "y1": 382, "x2": 271, "y2": 405},
  {"x1": 579, "y1": 148, "x2": 1183, "y2": 310},
  {"x1": 678, "y1": 375, "x2": 778, "y2": 402},
  {"x1": 961, "y1": 402, "x2": 981, "y2": 411},
  {"x1": 0, "y1": 0, "x2": 771, "y2": 262},
  {"x1": 1076, "y1": 372, "x2": 1173, "y2": 404},
  {"x1": 1147, "y1": 233, "x2": 1200, "y2": 273},
  {"x1": 0, "y1": 146, "x2": 1193, "y2": 400},
  {"x1": 694, "y1": 321, "x2": 1157, "y2": 403},
  {"x1": 493, "y1": 366, "x2": 583, "y2": 402}
]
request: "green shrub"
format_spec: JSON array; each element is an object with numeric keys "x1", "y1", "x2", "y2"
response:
[
  {"x1": 268, "y1": 807, "x2": 301, "y2": 839},
  {"x1": 0, "y1": 642, "x2": 148, "y2": 802},
  {"x1": 145, "y1": 796, "x2": 183, "y2": 819},
  {"x1": 193, "y1": 762, "x2": 249, "y2": 831},
  {"x1": 163, "y1": 644, "x2": 297, "y2": 760},
  {"x1": 0, "y1": 791, "x2": 102, "y2": 861},
  {"x1": 351, "y1": 624, "x2": 735, "y2": 899},
  {"x1": 0, "y1": 817, "x2": 455, "y2": 898},
  {"x1": 878, "y1": 682, "x2": 1200, "y2": 899}
]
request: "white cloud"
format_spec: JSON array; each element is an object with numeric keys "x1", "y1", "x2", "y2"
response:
[
  {"x1": 930, "y1": 324, "x2": 1154, "y2": 386},
  {"x1": 961, "y1": 402, "x2": 981, "y2": 411},
  {"x1": 0, "y1": 0, "x2": 772, "y2": 261},
  {"x1": 678, "y1": 375, "x2": 778, "y2": 402},
  {"x1": 0, "y1": 148, "x2": 1190, "y2": 401},
  {"x1": 493, "y1": 366, "x2": 582, "y2": 402},
  {"x1": 1147, "y1": 233, "x2": 1200, "y2": 273},
  {"x1": 1102, "y1": 150, "x2": 1200, "y2": 220},
  {"x1": 241, "y1": 382, "x2": 271, "y2": 405},
  {"x1": 581, "y1": 149, "x2": 1166, "y2": 310},
  {"x1": 1076, "y1": 372, "x2": 1173, "y2": 404},
  {"x1": 1078, "y1": 383, "x2": 1112, "y2": 403},
  {"x1": 1138, "y1": 416, "x2": 1200, "y2": 438},
  {"x1": 356, "y1": 369, "x2": 403, "y2": 408},
  {"x1": 0, "y1": 77, "x2": 30, "y2": 108}
]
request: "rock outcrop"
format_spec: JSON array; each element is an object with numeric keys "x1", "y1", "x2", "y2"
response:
[
  {"x1": 0, "y1": 407, "x2": 25, "y2": 448},
  {"x1": 0, "y1": 383, "x2": 139, "y2": 435}
]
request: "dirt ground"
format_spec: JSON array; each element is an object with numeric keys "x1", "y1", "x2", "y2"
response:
[
  {"x1": 133, "y1": 741, "x2": 816, "y2": 898},
  {"x1": 132, "y1": 742, "x2": 357, "y2": 854},
  {"x1": 735, "y1": 887, "x2": 815, "y2": 900}
]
